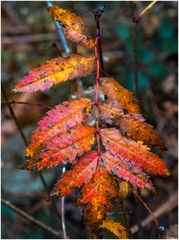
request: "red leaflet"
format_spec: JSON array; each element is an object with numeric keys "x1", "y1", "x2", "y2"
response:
[
  {"x1": 21, "y1": 124, "x2": 95, "y2": 170},
  {"x1": 102, "y1": 151, "x2": 154, "y2": 191},
  {"x1": 78, "y1": 167, "x2": 119, "y2": 232},
  {"x1": 13, "y1": 54, "x2": 95, "y2": 93},
  {"x1": 100, "y1": 128, "x2": 170, "y2": 176},
  {"x1": 26, "y1": 98, "x2": 93, "y2": 156},
  {"x1": 50, "y1": 150, "x2": 99, "y2": 198}
]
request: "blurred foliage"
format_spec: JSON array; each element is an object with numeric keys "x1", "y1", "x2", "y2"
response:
[{"x1": 1, "y1": 1, "x2": 178, "y2": 239}]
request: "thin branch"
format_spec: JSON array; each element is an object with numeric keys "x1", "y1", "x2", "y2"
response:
[
  {"x1": 2, "y1": 100, "x2": 52, "y2": 110},
  {"x1": 2, "y1": 33, "x2": 59, "y2": 45},
  {"x1": 46, "y1": 1, "x2": 70, "y2": 56},
  {"x1": 133, "y1": 0, "x2": 158, "y2": 23},
  {"x1": 1, "y1": 198, "x2": 61, "y2": 237},
  {"x1": 1, "y1": 84, "x2": 62, "y2": 233},
  {"x1": 2, "y1": 85, "x2": 28, "y2": 145}
]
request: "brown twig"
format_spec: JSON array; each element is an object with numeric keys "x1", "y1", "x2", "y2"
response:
[
  {"x1": 2, "y1": 100, "x2": 52, "y2": 110},
  {"x1": 1, "y1": 197, "x2": 61, "y2": 237},
  {"x1": 1, "y1": 84, "x2": 62, "y2": 235},
  {"x1": 2, "y1": 33, "x2": 59, "y2": 45}
]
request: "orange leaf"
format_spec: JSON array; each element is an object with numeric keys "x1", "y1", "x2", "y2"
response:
[
  {"x1": 100, "y1": 219, "x2": 128, "y2": 239},
  {"x1": 78, "y1": 167, "x2": 119, "y2": 232},
  {"x1": 20, "y1": 124, "x2": 95, "y2": 170},
  {"x1": 101, "y1": 77, "x2": 141, "y2": 114},
  {"x1": 100, "y1": 99, "x2": 165, "y2": 149},
  {"x1": 100, "y1": 128, "x2": 170, "y2": 176},
  {"x1": 50, "y1": 150, "x2": 99, "y2": 198},
  {"x1": 118, "y1": 114, "x2": 166, "y2": 149},
  {"x1": 48, "y1": 6, "x2": 94, "y2": 48},
  {"x1": 13, "y1": 54, "x2": 95, "y2": 92},
  {"x1": 100, "y1": 99, "x2": 124, "y2": 124},
  {"x1": 26, "y1": 98, "x2": 93, "y2": 156}
]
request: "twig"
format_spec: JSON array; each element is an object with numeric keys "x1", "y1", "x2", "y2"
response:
[
  {"x1": 1, "y1": 198, "x2": 61, "y2": 237},
  {"x1": 2, "y1": 100, "x2": 52, "y2": 110},
  {"x1": 133, "y1": 0, "x2": 158, "y2": 23},
  {"x1": 2, "y1": 33, "x2": 59, "y2": 45},
  {"x1": 1, "y1": 84, "x2": 62, "y2": 234},
  {"x1": 130, "y1": 191, "x2": 178, "y2": 234},
  {"x1": 46, "y1": 1, "x2": 70, "y2": 56}
]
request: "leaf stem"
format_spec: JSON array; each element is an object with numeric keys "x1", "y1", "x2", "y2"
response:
[
  {"x1": 130, "y1": 187, "x2": 160, "y2": 229},
  {"x1": 94, "y1": 37, "x2": 101, "y2": 155}
]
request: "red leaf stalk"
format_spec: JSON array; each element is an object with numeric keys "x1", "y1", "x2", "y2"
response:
[
  {"x1": 94, "y1": 36, "x2": 101, "y2": 156},
  {"x1": 130, "y1": 187, "x2": 159, "y2": 229}
]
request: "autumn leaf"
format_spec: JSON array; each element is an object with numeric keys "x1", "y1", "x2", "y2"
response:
[
  {"x1": 117, "y1": 114, "x2": 166, "y2": 149},
  {"x1": 50, "y1": 150, "x2": 99, "y2": 198},
  {"x1": 20, "y1": 124, "x2": 95, "y2": 170},
  {"x1": 100, "y1": 99, "x2": 166, "y2": 149},
  {"x1": 100, "y1": 128, "x2": 170, "y2": 176},
  {"x1": 100, "y1": 219, "x2": 127, "y2": 239},
  {"x1": 26, "y1": 98, "x2": 93, "y2": 156},
  {"x1": 13, "y1": 54, "x2": 95, "y2": 93},
  {"x1": 100, "y1": 99, "x2": 124, "y2": 125},
  {"x1": 102, "y1": 151, "x2": 154, "y2": 191},
  {"x1": 78, "y1": 167, "x2": 120, "y2": 232},
  {"x1": 101, "y1": 77, "x2": 141, "y2": 114},
  {"x1": 48, "y1": 6, "x2": 94, "y2": 48}
]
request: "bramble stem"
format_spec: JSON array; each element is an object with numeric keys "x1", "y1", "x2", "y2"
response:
[{"x1": 1, "y1": 197, "x2": 61, "y2": 237}]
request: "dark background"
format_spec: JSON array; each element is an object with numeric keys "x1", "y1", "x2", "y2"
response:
[{"x1": 1, "y1": 1, "x2": 178, "y2": 239}]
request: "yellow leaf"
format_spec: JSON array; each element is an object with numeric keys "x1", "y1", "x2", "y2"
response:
[{"x1": 100, "y1": 219, "x2": 128, "y2": 239}]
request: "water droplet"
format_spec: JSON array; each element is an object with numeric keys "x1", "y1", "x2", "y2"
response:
[{"x1": 159, "y1": 225, "x2": 165, "y2": 232}]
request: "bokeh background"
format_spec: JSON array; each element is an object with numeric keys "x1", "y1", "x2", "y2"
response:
[{"x1": 1, "y1": 1, "x2": 178, "y2": 239}]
